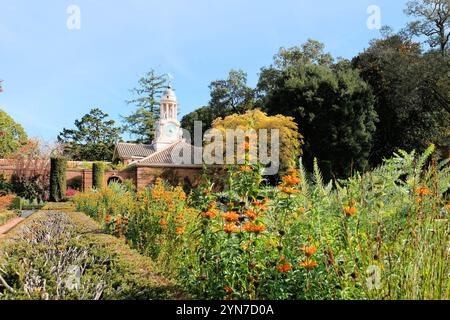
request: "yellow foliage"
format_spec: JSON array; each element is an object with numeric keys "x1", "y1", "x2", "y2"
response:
[{"x1": 211, "y1": 109, "x2": 303, "y2": 168}]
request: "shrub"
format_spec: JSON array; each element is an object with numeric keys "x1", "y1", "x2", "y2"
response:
[
  {"x1": 0, "y1": 211, "x2": 183, "y2": 300},
  {"x1": 0, "y1": 174, "x2": 12, "y2": 195},
  {"x1": 92, "y1": 162, "x2": 105, "y2": 190},
  {"x1": 49, "y1": 157, "x2": 67, "y2": 202},
  {"x1": 11, "y1": 157, "x2": 49, "y2": 202},
  {"x1": 0, "y1": 195, "x2": 15, "y2": 211},
  {"x1": 0, "y1": 210, "x2": 18, "y2": 226}
]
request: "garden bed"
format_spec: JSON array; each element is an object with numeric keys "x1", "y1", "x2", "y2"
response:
[
  {"x1": 0, "y1": 211, "x2": 19, "y2": 227},
  {"x1": 0, "y1": 210, "x2": 186, "y2": 300}
]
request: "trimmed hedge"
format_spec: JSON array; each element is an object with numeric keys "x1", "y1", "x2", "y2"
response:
[
  {"x1": 92, "y1": 162, "x2": 105, "y2": 190},
  {"x1": 0, "y1": 211, "x2": 185, "y2": 300},
  {"x1": 50, "y1": 158, "x2": 67, "y2": 202},
  {"x1": 49, "y1": 157, "x2": 67, "y2": 202}
]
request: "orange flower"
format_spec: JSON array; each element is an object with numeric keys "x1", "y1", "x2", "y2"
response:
[
  {"x1": 116, "y1": 217, "x2": 122, "y2": 225},
  {"x1": 253, "y1": 200, "x2": 268, "y2": 212},
  {"x1": 224, "y1": 223, "x2": 240, "y2": 233},
  {"x1": 207, "y1": 201, "x2": 217, "y2": 209},
  {"x1": 283, "y1": 263, "x2": 291, "y2": 272},
  {"x1": 122, "y1": 217, "x2": 128, "y2": 225},
  {"x1": 242, "y1": 142, "x2": 251, "y2": 151},
  {"x1": 278, "y1": 186, "x2": 301, "y2": 194},
  {"x1": 202, "y1": 209, "x2": 218, "y2": 219},
  {"x1": 446, "y1": 205, "x2": 450, "y2": 211},
  {"x1": 222, "y1": 212, "x2": 240, "y2": 221},
  {"x1": 298, "y1": 208, "x2": 306, "y2": 214},
  {"x1": 105, "y1": 214, "x2": 112, "y2": 223},
  {"x1": 277, "y1": 263, "x2": 292, "y2": 273},
  {"x1": 344, "y1": 206, "x2": 357, "y2": 217},
  {"x1": 240, "y1": 166, "x2": 252, "y2": 173},
  {"x1": 176, "y1": 226, "x2": 186, "y2": 235},
  {"x1": 282, "y1": 175, "x2": 302, "y2": 186},
  {"x1": 160, "y1": 219, "x2": 168, "y2": 226},
  {"x1": 245, "y1": 209, "x2": 258, "y2": 220},
  {"x1": 300, "y1": 260, "x2": 318, "y2": 270},
  {"x1": 242, "y1": 222, "x2": 265, "y2": 233},
  {"x1": 301, "y1": 245, "x2": 317, "y2": 257},
  {"x1": 224, "y1": 286, "x2": 233, "y2": 294},
  {"x1": 415, "y1": 187, "x2": 432, "y2": 196}
]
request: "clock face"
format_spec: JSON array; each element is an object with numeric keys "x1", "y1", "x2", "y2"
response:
[{"x1": 164, "y1": 123, "x2": 178, "y2": 138}]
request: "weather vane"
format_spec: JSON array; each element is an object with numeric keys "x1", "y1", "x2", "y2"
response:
[{"x1": 166, "y1": 73, "x2": 174, "y2": 88}]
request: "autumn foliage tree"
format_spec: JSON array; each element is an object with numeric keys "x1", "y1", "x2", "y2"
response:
[{"x1": 210, "y1": 109, "x2": 303, "y2": 170}]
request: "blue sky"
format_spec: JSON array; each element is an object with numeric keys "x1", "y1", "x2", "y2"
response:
[{"x1": 0, "y1": 0, "x2": 410, "y2": 141}]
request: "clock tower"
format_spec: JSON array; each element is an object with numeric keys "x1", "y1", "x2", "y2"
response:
[{"x1": 153, "y1": 86, "x2": 183, "y2": 151}]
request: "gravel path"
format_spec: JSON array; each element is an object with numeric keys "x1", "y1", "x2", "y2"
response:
[{"x1": 0, "y1": 217, "x2": 25, "y2": 235}]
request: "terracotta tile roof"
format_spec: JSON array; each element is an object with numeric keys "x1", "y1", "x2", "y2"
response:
[
  {"x1": 134, "y1": 141, "x2": 203, "y2": 166},
  {"x1": 114, "y1": 143, "x2": 155, "y2": 159}
]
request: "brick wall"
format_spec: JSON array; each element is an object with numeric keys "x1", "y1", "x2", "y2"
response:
[{"x1": 1, "y1": 159, "x2": 218, "y2": 192}]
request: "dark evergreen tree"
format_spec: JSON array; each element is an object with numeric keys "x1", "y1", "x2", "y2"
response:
[{"x1": 57, "y1": 108, "x2": 122, "y2": 161}]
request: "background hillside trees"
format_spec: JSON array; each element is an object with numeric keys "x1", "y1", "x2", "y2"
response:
[
  {"x1": 405, "y1": 0, "x2": 450, "y2": 53},
  {"x1": 352, "y1": 34, "x2": 449, "y2": 165},
  {"x1": 259, "y1": 43, "x2": 378, "y2": 179}
]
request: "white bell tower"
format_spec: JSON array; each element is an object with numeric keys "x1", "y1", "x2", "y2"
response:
[{"x1": 153, "y1": 86, "x2": 182, "y2": 151}]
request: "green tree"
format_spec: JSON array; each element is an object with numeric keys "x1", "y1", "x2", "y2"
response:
[
  {"x1": 209, "y1": 69, "x2": 255, "y2": 118},
  {"x1": 0, "y1": 109, "x2": 28, "y2": 158},
  {"x1": 259, "y1": 42, "x2": 378, "y2": 179},
  {"x1": 57, "y1": 108, "x2": 122, "y2": 161},
  {"x1": 405, "y1": 0, "x2": 450, "y2": 54},
  {"x1": 180, "y1": 106, "x2": 215, "y2": 137},
  {"x1": 181, "y1": 70, "x2": 255, "y2": 136},
  {"x1": 123, "y1": 70, "x2": 168, "y2": 144},
  {"x1": 352, "y1": 34, "x2": 449, "y2": 164}
]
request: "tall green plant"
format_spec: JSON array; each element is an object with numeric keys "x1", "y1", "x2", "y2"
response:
[
  {"x1": 92, "y1": 162, "x2": 106, "y2": 190},
  {"x1": 49, "y1": 157, "x2": 67, "y2": 202}
]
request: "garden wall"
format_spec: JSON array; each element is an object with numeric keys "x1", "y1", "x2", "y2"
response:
[{"x1": 0, "y1": 159, "x2": 207, "y2": 192}]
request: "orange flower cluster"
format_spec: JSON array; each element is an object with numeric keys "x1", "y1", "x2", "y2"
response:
[
  {"x1": 277, "y1": 263, "x2": 292, "y2": 273},
  {"x1": 176, "y1": 226, "x2": 186, "y2": 235},
  {"x1": 344, "y1": 206, "x2": 357, "y2": 217},
  {"x1": 300, "y1": 244, "x2": 318, "y2": 270},
  {"x1": 297, "y1": 207, "x2": 306, "y2": 215},
  {"x1": 202, "y1": 202, "x2": 219, "y2": 219},
  {"x1": 446, "y1": 205, "x2": 450, "y2": 211},
  {"x1": 278, "y1": 168, "x2": 302, "y2": 195},
  {"x1": 242, "y1": 222, "x2": 265, "y2": 233},
  {"x1": 300, "y1": 260, "x2": 318, "y2": 270},
  {"x1": 253, "y1": 198, "x2": 269, "y2": 212},
  {"x1": 415, "y1": 187, "x2": 432, "y2": 196},
  {"x1": 224, "y1": 223, "x2": 240, "y2": 233},
  {"x1": 223, "y1": 212, "x2": 240, "y2": 221},
  {"x1": 244, "y1": 209, "x2": 258, "y2": 220},
  {"x1": 301, "y1": 245, "x2": 317, "y2": 257},
  {"x1": 240, "y1": 166, "x2": 253, "y2": 173},
  {"x1": 281, "y1": 175, "x2": 302, "y2": 186}
]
